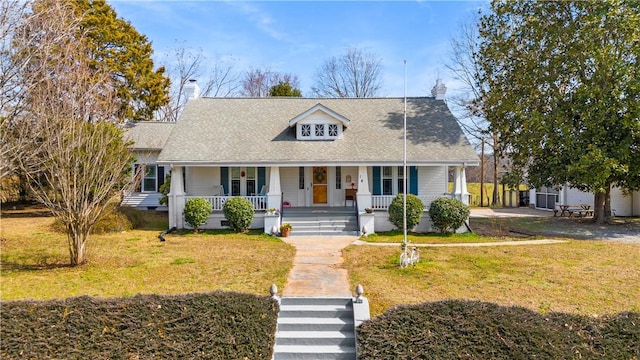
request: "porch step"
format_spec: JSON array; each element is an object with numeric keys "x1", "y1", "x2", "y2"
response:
[
  {"x1": 284, "y1": 218, "x2": 358, "y2": 237},
  {"x1": 281, "y1": 207, "x2": 359, "y2": 236},
  {"x1": 273, "y1": 297, "x2": 356, "y2": 360}
]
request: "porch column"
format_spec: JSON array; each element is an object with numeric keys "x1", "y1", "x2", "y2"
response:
[
  {"x1": 267, "y1": 166, "x2": 282, "y2": 210},
  {"x1": 356, "y1": 166, "x2": 372, "y2": 211},
  {"x1": 452, "y1": 166, "x2": 470, "y2": 205},
  {"x1": 169, "y1": 166, "x2": 186, "y2": 229}
]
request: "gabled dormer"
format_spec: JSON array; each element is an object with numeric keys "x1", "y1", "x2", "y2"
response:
[{"x1": 288, "y1": 103, "x2": 350, "y2": 140}]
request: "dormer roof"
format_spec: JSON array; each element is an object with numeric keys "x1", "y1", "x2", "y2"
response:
[{"x1": 288, "y1": 103, "x2": 351, "y2": 128}]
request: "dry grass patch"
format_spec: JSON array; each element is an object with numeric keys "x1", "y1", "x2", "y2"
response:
[
  {"x1": 344, "y1": 241, "x2": 640, "y2": 317},
  {"x1": 361, "y1": 230, "x2": 531, "y2": 244},
  {"x1": 1, "y1": 214, "x2": 295, "y2": 300}
]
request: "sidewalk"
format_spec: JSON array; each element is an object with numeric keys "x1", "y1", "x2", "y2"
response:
[{"x1": 279, "y1": 236, "x2": 357, "y2": 297}]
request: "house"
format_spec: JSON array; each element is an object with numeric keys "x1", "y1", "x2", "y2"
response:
[
  {"x1": 530, "y1": 186, "x2": 640, "y2": 216},
  {"x1": 125, "y1": 81, "x2": 480, "y2": 235}
]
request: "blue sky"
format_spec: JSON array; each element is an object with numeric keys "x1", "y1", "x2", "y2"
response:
[{"x1": 108, "y1": 1, "x2": 486, "y2": 97}]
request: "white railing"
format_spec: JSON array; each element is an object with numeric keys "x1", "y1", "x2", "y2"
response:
[
  {"x1": 186, "y1": 195, "x2": 267, "y2": 211},
  {"x1": 371, "y1": 194, "x2": 453, "y2": 210}
]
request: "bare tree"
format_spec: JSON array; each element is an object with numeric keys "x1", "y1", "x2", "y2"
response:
[
  {"x1": 240, "y1": 67, "x2": 300, "y2": 97},
  {"x1": 7, "y1": 0, "x2": 133, "y2": 265},
  {"x1": 445, "y1": 13, "x2": 501, "y2": 206},
  {"x1": 155, "y1": 45, "x2": 241, "y2": 121},
  {"x1": 311, "y1": 46, "x2": 382, "y2": 98}
]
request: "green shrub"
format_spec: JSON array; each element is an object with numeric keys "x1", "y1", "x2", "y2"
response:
[
  {"x1": 52, "y1": 207, "x2": 134, "y2": 234},
  {"x1": 357, "y1": 300, "x2": 640, "y2": 360},
  {"x1": 223, "y1": 197, "x2": 255, "y2": 232},
  {"x1": 388, "y1": 194, "x2": 424, "y2": 231},
  {"x1": 428, "y1": 197, "x2": 470, "y2": 233},
  {"x1": 1, "y1": 292, "x2": 279, "y2": 359},
  {"x1": 158, "y1": 174, "x2": 170, "y2": 206},
  {"x1": 183, "y1": 198, "x2": 211, "y2": 233}
]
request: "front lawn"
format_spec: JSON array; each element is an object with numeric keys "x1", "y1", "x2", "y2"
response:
[
  {"x1": 1, "y1": 212, "x2": 295, "y2": 300},
  {"x1": 345, "y1": 240, "x2": 640, "y2": 317}
]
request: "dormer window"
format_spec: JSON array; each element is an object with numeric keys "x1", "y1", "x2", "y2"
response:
[
  {"x1": 289, "y1": 103, "x2": 351, "y2": 141},
  {"x1": 301, "y1": 124, "x2": 311, "y2": 137},
  {"x1": 328, "y1": 124, "x2": 338, "y2": 137}
]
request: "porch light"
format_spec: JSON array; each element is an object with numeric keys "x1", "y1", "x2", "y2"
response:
[{"x1": 241, "y1": 170, "x2": 245, "y2": 177}]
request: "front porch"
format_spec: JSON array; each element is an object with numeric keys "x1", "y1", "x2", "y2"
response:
[{"x1": 166, "y1": 164, "x2": 471, "y2": 233}]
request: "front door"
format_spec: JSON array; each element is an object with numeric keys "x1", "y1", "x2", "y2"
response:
[{"x1": 313, "y1": 166, "x2": 328, "y2": 204}]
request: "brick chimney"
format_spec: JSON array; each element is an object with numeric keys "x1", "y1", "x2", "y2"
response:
[
  {"x1": 184, "y1": 79, "x2": 200, "y2": 101},
  {"x1": 431, "y1": 79, "x2": 447, "y2": 100}
]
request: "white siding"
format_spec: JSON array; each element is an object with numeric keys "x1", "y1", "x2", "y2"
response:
[
  {"x1": 417, "y1": 166, "x2": 447, "y2": 207},
  {"x1": 611, "y1": 186, "x2": 633, "y2": 217},
  {"x1": 188, "y1": 167, "x2": 219, "y2": 196},
  {"x1": 281, "y1": 167, "x2": 300, "y2": 206},
  {"x1": 133, "y1": 150, "x2": 159, "y2": 164},
  {"x1": 565, "y1": 187, "x2": 593, "y2": 206}
]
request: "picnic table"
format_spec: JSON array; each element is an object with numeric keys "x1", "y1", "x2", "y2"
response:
[{"x1": 554, "y1": 204, "x2": 593, "y2": 217}]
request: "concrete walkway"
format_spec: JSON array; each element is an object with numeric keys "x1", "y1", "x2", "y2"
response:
[
  {"x1": 280, "y1": 236, "x2": 357, "y2": 297},
  {"x1": 279, "y1": 235, "x2": 567, "y2": 297}
]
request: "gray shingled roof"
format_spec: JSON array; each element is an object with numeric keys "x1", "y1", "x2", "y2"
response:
[
  {"x1": 157, "y1": 97, "x2": 479, "y2": 166},
  {"x1": 124, "y1": 122, "x2": 175, "y2": 150}
]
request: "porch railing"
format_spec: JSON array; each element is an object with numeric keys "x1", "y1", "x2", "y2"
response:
[
  {"x1": 371, "y1": 194, "x2": 453, "y2": 210},
  {"x1": 186, "y1": 195, "x2": 267, "y2": 211}
]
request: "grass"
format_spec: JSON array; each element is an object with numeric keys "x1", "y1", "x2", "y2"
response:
[
  {"x1": 344, "y1": 240, "x2": 640, "y2": 317},
  {"x1": 2, "y1": 206, "x2": 638, "y2": 328},
  {"x1": 1, "y1": 212, "x2": 295, "y2": 300},
  {"x1": 360, "y1": 230, "x2": 529, "y2": 244}
]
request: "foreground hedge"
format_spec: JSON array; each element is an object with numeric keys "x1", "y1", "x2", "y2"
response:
[
  {"x1": 357, "y1": 300, "x2": 639, "y2": 360},
  {"x1": 1, "y1": 292, "x2": 278, "y2": 359}
]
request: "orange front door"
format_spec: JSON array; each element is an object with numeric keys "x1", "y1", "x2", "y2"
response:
[{"x1": 313, "y1": 166, "x2": 328, "y2": 204}]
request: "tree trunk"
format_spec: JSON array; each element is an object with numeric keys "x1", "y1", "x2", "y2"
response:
[
  {"x1": 480, "y1": 139, "x2": 485, "y2": 207},
  {"x1": 593, "y1": 186, "x2": 612, "y2": 225},
  {"x1": 67, "y1": 224, "x2": 88, "y2": 266},
  {"x1": 492, "y1": 152, "x2": 499, "y2": 206}
]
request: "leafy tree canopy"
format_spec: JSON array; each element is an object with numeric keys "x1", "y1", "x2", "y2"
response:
[
  {"x1": 477, "y1": 0, "x2": 640, "y2": 222},
  {"x1": 269, "y1": 82, "x2": 302, "y2": 97},
  {"x1": 72, "y1": 0, "x2": 170, "y2": 121}
]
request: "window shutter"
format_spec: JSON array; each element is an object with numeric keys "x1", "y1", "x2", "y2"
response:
[
  {"x1": 134, "y1": 164, "x2": 141, "y2": 192},
  {"x1": 157, "y1": 166, "x2": 165, "y2": 192},
  {"x1": 372, "y1": 166, "x2": 381, "y2": 195},
  {"x1": 409, "y1": 166, "x2": 418, "y2": 195},
  {"x1": 220, "y1": 167, "x2": 229, "y2": 195},
  {"x1": 257, "y1": 167, "x2": 266, "y2": 193}
]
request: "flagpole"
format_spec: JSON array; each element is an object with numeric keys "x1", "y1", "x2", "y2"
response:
[{"x1": 403, "y1": 60, "x2": 407, "y2": 249}]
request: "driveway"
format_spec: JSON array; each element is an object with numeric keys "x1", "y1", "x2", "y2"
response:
[{"x1": 470, "y1": 207, "x2": 640, "y2": 243}]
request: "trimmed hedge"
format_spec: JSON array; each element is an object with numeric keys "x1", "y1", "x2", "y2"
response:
[
  {"x1": 429, "y1": 196, "x2": 470, "y2": 233},
  {"x1": 357, "y1": 300, "x2": 639, "y2": 359},
  {"x1": 388, "y1": 194, "x2": 425, "y2": 230},
  {"x1": 184, "y1": 197, "x2": 212, "y2": 232},
  {"x1": 1, "y1": 292, "x2": 278, "y2": 359},
  {"x1": 223, "y1": 196, "x2": 255, "y2": 232}
]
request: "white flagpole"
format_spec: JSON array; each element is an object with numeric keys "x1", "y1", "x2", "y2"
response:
[{"x1": 403, "y1": 60, "x2": 407, "y2": 248}]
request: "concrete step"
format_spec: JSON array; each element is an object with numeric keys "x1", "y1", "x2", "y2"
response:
[
  {"x1": 280, "y1": 297, "x2": 352, "y2": 306},
  {"x1": 273, "y1": 345, "x2": 356, "y2": 360},
  {"x1": 279, "y1": 305, "x2": 353, "y2": 319},
  {"x1": 273, "y1": 297, "x2": 357, "y2": 360},
  {"x1": 275, "y1": 331, "x2": 355, "y2": 346},
  {"x1": 277, "y1": 317, "x2": 354, "y2": 332}
]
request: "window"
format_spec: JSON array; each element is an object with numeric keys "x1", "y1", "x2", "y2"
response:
[
  {"x1": 231, "y1": 167, "x2": 241, "y2": 196},
  {"x1": 315, "y1": 124, "x2": 325, "y2": 137},
  {"x1": 246, "y1": 167, "x2": 256, "y2": 195},
  {"x1": 397, "y1": 166, "x2": 405, "y2": 194},
  {"x1": 382, "y1": 166, "x2": 393, "y2": 195},
  {"x1": 298, "y1": 167, "x2": 305, "y2": 189},
  {"x1": 143, "y1": 165, "x2": 157, "y2": 192},
  {"x1": 328, "y1": 124, "x2": 338, "y2": 137},
  {"x1": 335, "y1": 166, "x2": 342, "y2": 189},
  {"x1": 301, "y1": 124, "x2": 311, "y2": 137}
]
